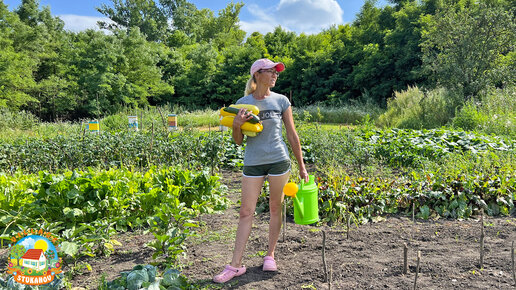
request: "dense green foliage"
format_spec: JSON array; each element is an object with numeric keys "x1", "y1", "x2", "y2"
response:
[
  {"x1": 0, "y1": 166, "x2": 227, "y2": 260},
  {"x1": 298, "y1": 125, "x2": 513, "y2": 170},
  {"x1": 1, "y1": 0, "x2": 513, "y2": 122}
]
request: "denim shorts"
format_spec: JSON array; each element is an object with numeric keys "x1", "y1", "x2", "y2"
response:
[{"x1": 243, "y1": 160, "x2": 291, "y2": 178}]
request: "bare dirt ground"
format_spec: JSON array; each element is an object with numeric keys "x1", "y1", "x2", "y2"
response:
[{"x1": 67, "y1": 170, "x2": 516, "y2": 289}]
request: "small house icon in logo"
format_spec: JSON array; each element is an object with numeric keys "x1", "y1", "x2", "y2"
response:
[
  {"x1": 7, "y1": 230, "x2": 62, "y2": 286},
  {"x1": 21, "y1": 249, "x2": 47, "y2": 271}
]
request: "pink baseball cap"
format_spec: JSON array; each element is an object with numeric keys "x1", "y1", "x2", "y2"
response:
[{"x1": 250, "y1": 58, "x2": 285, "y2": 75}]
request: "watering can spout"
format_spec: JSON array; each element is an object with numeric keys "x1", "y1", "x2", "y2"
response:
[{"x1": 292, "y1": 196, "x2": 304, "y2": 218}]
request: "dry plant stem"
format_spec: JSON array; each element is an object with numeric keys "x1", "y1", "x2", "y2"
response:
[
  {"x1": 480, "y1": 209, "x2": 484, "y2": 269},
  {"x1": 510, "y1": 241, "x2": 515, "y2": 283},
  {"x1": 414, "y1": 250, "x2": 421, "y2": 290},
  {"x1": 322, "y1": 230, "x2": 328, "y2": 282},
  {"x1": 403, "y1": 243, "x2": 408, "y2": 275}
]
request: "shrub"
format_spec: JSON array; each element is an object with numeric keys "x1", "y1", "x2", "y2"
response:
[
  {"x1": 478, "y1": 86, "x2": 516, "y2": 137},
  {"x1": 452, "y1": 102, "x2": 487, "y2": 131},
  {"x1": 377, "y1": 86, "x2": 455, "y2": 129},
  {"x1": 101, "y1": 113, "x2": 128, "y2": 132},
  {"x1": 0, "y1": 108, "x2": 39, "y2": 130},
  {"x1": 452, "y1": 86, "x2": 516, "y2": 137}
]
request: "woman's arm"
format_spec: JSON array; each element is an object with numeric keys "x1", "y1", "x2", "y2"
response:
[{"x1": 282, "y1": 106, "x2": 309, "y2": 182}]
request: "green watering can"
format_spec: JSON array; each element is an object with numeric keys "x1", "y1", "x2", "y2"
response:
[{"x1": 283, "y1": 175, "x2": 319, "y2": 225}]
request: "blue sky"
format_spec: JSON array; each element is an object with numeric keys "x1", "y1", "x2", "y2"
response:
[{"x1": 3, "y1": 0, "x2": 387, "y2": 34}]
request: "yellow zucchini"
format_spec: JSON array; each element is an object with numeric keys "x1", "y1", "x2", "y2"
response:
[
  {"x1": 242, "y1": 130, "x2": 257, "y2": 137},
  {"x1": 220, "y1": 116, "x2": 263, "y2": 133},
  {"x1": 229, "y1": 104, "x2": 259, "y2": 115}
]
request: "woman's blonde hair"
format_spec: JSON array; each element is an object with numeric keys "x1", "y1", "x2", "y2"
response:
[{"x1": 244, "y1": 76, "x2": 256, "y2": 96}]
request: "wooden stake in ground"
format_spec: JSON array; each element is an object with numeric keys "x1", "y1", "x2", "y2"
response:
[
  {"x1": 322, "y1": 231, "x2": 328, "y2": 282},
  {"x1": 156, "y1": 106, "x2": 167, "y2": 131},
  {"x1": 140, "y1": 110, "x2": 144, "y2": 131},
  {"x1": 511, "y1": 241, "x2": 516, "y2": 286},
  {"x1": 328, "y1": 264, "x2": 332, "y2": 290},
  {"x1": 413, "y1": 250, "x2": 421, "y2": 290},
  {"x1": 282, "y1": 201, "x2": 286, "y2": 242},
  {"x1": 480, "y1": 208, "x2": 485, "y2": 269},
  {"x1": 412, "y1": 202, "x2": 415, "y2": 222},
  {"x1": 347, "y1": 214, "x2": 350, "y2": 239},
  {"x1": 403, "y1": 243, "x2": 408, "y2": 275}
]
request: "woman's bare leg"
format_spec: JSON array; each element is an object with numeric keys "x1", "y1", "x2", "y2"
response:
[
  {"x1": 266, "y1": 172, "x2": 290, "y2": 258},
  {"x1": 230, "y1": 176, "x2": 265, "y2": 267}
]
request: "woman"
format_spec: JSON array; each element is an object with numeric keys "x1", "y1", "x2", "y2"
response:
[{"x1": 213, "y1": 58, "x2": 309, "y2": 283}]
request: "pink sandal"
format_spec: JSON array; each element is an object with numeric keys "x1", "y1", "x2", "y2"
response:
[
  {"x1": 263, "y1": 256, "x2": 278, "y2": 271},
  {"x1": 213, "y1": 264, "x2": 246, "y2": 283}
]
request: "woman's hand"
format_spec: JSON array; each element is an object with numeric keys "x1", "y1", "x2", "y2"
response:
[
  {"x1": 299, "y1": 166, "x2": 309, "y2": 183},
  {"x1": 232, "y1": 107, "x2": 254, "y2": 145},
  {"x1": 233, "y1": 108, "x2": 254, "y2": 128}
]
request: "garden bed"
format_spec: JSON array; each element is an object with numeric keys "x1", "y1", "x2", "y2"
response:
[{"x1": 68, "y1": 170, "x2": 516, "y2": 289}]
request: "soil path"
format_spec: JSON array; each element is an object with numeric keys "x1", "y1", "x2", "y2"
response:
[{"x1": 67, "y1": 170, "x2": 516, "y2": 289}]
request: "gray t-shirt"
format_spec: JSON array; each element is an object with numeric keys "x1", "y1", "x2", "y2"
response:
[{"x1": 236, "y1": 92, "x2": 291, "y2": 166}]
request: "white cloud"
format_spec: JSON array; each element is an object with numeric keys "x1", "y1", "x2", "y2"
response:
[
  {"x1": 239, "y1": 4, "x2": 279, "y2": 35},
  {"x1": 19, "y1": 237, "x2": 36, "y2": 249},
  {"x1": 58, "y1": 14, "x2": 114, "y2": 32},
  {"x1": 240, "y1": 20, "x2": 277, "y2": 35},
  {"x1": 240, "y1": 0, "x2": 343, "y2": 35}
]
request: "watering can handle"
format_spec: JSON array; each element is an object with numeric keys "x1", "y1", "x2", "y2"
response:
[{"x1": 300, "y1": 175, "x2": 315, "y2": 189}]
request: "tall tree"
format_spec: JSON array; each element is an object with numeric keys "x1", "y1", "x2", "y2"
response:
[
  {"x1": 119, "y1": 28, "x2": 174, "y2": 106},
  {"x1": 0, "y1": 3, "x2": 37, "y2": 109},
  {"x1": 171, "y1": 43, "x2": 217, "y2": 107},
  {"x1": 15, "y1": 0, "x2": 39, "y2": 26},
  {"x1": 421, "y1": 1, "x2": 516, "y2": 100},
  {"x1": 264, "y1": 27, "x2": 297, "y2": 58},
  {"x1": 97, "y1": 0, "x2": 169, "y2": 41}
]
